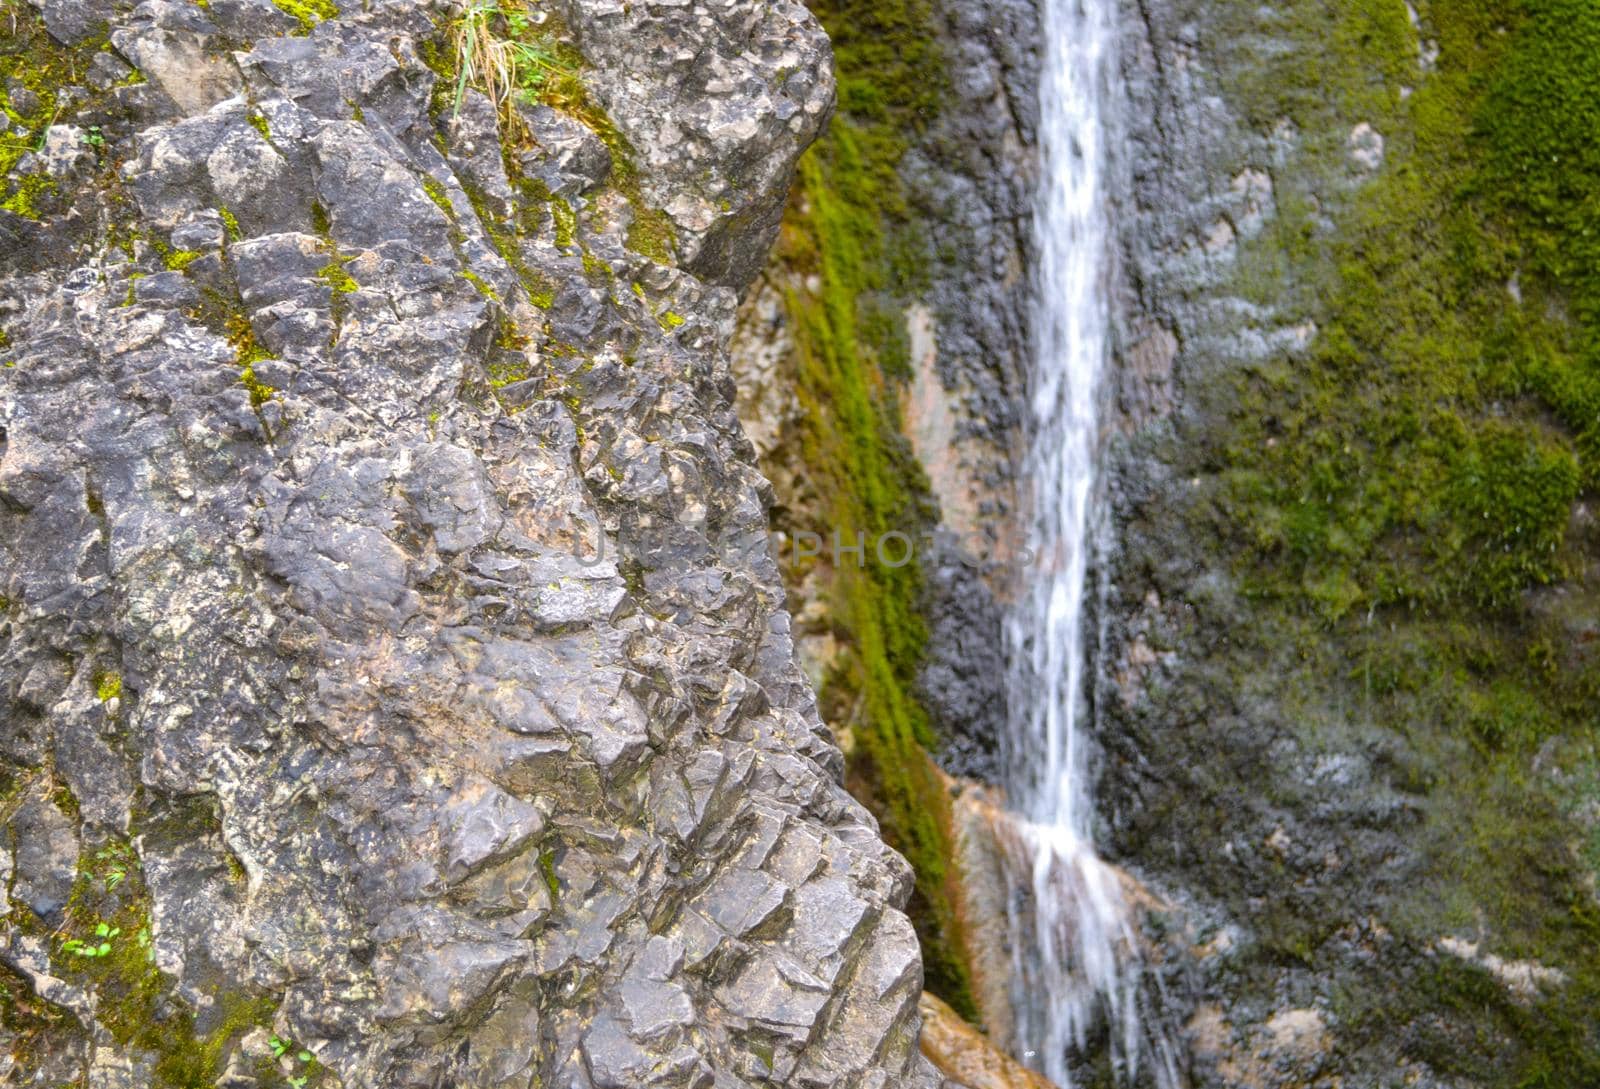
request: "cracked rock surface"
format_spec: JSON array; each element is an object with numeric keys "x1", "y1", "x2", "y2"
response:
[{"x1": 0, "y1": 0, "x2": 950, "y2": 1086}]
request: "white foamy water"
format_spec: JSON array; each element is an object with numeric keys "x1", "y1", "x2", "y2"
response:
[{"x1": 1000, "y1": 0, "x2": 1179, "y2": 1084}]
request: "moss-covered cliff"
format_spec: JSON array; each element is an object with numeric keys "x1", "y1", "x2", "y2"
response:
[{"x1": 1106, "y1": 0, "x2": 1600, "y2": 1083}]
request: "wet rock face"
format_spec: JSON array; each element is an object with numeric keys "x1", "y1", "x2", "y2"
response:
[
  {"x1": 729, "y1": 0, "x2": 1041, "y2": 786},
  {"x1": 1092, "y1": 2, "x2": 1408, "y2": 1082},
  {"x1": 1098, "y1": 1, "x2": 1584, "y2": 1086},
  {"x1": 0, "y1": 2, "x2": 946, "y2": 1087},
  {"x1": 897, "y1": 0, "x2": 1039, "y2": 786}
]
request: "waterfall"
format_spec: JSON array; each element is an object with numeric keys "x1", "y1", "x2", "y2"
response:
[{"x1": 998, "y1": 0, "x2": 1178, "y2": 1084}]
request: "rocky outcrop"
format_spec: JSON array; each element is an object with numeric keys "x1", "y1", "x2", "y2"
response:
[
  {"x1": 0, "y1": 1, "x2": 955, "y2": 1086},
  {"x1": 556, "y1": 0, "x2": 834, "y2": 290}
]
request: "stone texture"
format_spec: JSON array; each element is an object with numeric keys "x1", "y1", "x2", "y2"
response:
[
  {"x1": 0, "y1": 1, "x2": 952, "y2": 1086},
  {"x1": 918, "y1": 992, "x2": 1057, "y2": 1089},
  {"x1": 888, "y1": 0, "x2": 1039, "y2": 786},
  {"x1": 556, "y1": 0, "x2": 835, "y2": 290}
]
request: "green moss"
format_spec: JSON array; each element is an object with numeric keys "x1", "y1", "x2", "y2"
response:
[
  {"x1": 526, "y1": 274, "x2": 556, "y2": 309},
  {"x1": 49, "y1": 783, "x2": 80, "y2": 820},
  {"x1": 489, "y1": 16, "x2": 677, "y2": 264},
  {"x1": 315, "y1": 258, "x2": 358, "y2": 294},
  {"x1": 538, "y1": 849, "x2": 560, "y2": 901},
  {"x1": 1447, "y1": 422, "x2": 1580, "y2": 603},
  {"x1": 461, "y1": 268, "x2": 500, "y2": 300},
  {"x1": 223, "y1": 310, "x2": 277, "y2": 406},
  {"x1": 120, "y1": 270, "x2": 146, "y2": 307},
  {"x1": 44, "y1": 834, "x2": 287, "y2": 1088},
  {"x1": 237, "y1": 364, "x2": 276, "y2": 407},
  {"x1": 1209, "y1": 0, "x2": 1600, "y2": 610},
  {"x1": 549, "y1": 195, "x2": 576, "y2": 249},
  {"x1": 419, "y1": 174, "x2": 457, "y2": 217},
  {"x1": 269, "y1": 0, "x2": 337, "y2": 34},
  {"x1": 487, "y1": 316, "x2": 532, "y2": 388},
  {"x1": 218, "y1": 206, "x2": 242, "y2": 242},
  {"x1": 0, "y1": 174, "x2": 57, "y2": 221},
  {"x1": 657, "y1": 310, "x2": 685, "y2": 331},
  {"x1": 0, "y1": 8, "x2": 111, "y2": 196},
  {"x1": 163, "y1": 249, "x2": 203, "y2": 272},
  {"x1": 225, "y1": 311, "x2": 270, "y2": 366},
  {"x1": 95, "y1": 671, "x2": 122, "y2": 702},
  {"x1": 247, "y1": 110, "x2": 272, "y2": 142},
  {"x1": 455, "y1": 176, "x2": 562, "y2": 325},
  {"x1": 625, "y1": 205, "x2": 676, "y2": 264},
  {"x1": 1161, "y1": 0, "x2": 1600, "y2": 1080},
  {"x1": 762, "y1": 0, "x2": 976, "y2": 1020},
  {"x1": 432, "y1": 6, "x2": 676, "y2": 268},
  {"x1": 579, "y1": 248, "x2": 611, "y2": 285}
]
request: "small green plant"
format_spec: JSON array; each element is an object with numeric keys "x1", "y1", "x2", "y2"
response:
[
  {"x1": 94, "y1": 844, "x2": 130, "y2": 891},
  {"x1": 61, "y1": 922, "x2": 120, "y2": 959},
  {"x1": 81, "y1": 125, "x2": 104, "y2": 149},
  {"x1": 450, "y1": 0, "x2": 569, "y2": 133},
  {"x1": 269, "y1": 1035, "x2": 313, "y2": 1064},
  {"x1": 270, "y1": 1034, "x2": 318, "y2": 1086}
]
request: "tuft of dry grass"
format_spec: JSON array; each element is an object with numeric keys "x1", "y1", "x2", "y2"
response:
[{"x1": 450, "y1": 0, "x2": 566, "y2": 137}]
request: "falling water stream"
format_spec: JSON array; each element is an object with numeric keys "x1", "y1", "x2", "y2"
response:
[{"x1": 999, "y1": 0, "x2": 1178, "y2": 1084}]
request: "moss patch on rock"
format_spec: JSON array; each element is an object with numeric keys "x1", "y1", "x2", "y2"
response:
[
  {"x1": 2, "y1": 826, "x2": 292, "y2": 1088},
  {"x1": 1157, "y1": 0, "x2": 1600, "y2": 1080},
  {"x1": 0, "y1": 4, "x2": 111, "y2": 208},
  {"x1": 270, "y1": 0, "x2": 338, "y2": 35}
]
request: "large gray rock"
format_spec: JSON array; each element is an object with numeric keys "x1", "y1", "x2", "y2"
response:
[
  {"x1": 0, "y1": 1, "x2": 950, "y2": 1086},
  {"x1": 556, "y1": 0, "x2": 835, "y2": 290}
]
